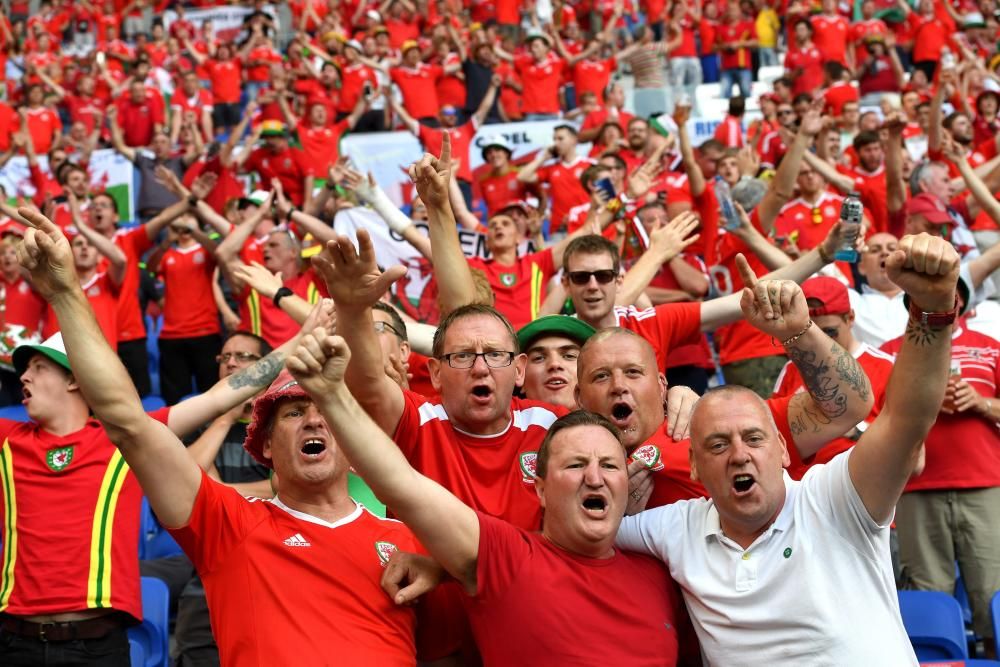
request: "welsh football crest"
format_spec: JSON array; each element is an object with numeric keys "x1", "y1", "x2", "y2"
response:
[
  {"x1": 375, "y1": 541, "x2": 398, "y2": 566},
  {"x1": 499, "y1": 273, "x2": 516, "y2": 287},
  {"x1": 46, "y1": 446, "x2": 74, "y2": 472},
  {"x1": 519, "y1": 451, "x2": 538, "y2": 483}
]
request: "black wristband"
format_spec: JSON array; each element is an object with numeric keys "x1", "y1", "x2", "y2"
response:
[{"x1": 273, "y1": 286, "x2": 294, "y2": 308}]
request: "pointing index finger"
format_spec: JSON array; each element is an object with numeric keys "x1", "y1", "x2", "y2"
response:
[
  {"x1": 439, "y1": 132, "x2": 451, "y2": 169},
  {"x1": 734, "y1": 253, "x2": 758, "y2": 290}
]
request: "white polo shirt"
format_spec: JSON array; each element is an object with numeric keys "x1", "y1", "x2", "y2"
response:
[{"x1": 616, "y1": 452, "x2": 918, "y2": 666}]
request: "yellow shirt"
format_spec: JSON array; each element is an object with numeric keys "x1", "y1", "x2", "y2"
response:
[{"x1": 756, "y1": 9, "x2": 780, "y2": 48}]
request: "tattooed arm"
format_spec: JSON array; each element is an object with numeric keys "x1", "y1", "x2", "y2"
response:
[
  {"x1": 166, "y1": 300, "x2": 337, "y2": 438},
  {"x1": 849, "y1": 235, "x2": 960, "y2": 523},
  {"x1": 734, "y1": 254, "x2": 873, "y2": 460}
]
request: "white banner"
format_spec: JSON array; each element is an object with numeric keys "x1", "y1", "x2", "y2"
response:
[
  {"x1": 163, "y1": 4, "x2": 280, "y2": 42},
  {"x1": 0, "y1": 149, "x2": 136, "y2": 221}
]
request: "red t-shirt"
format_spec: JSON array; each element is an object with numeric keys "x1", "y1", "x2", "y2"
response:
[
  {"x1": 717, "y1": 20, "x2": 756, "y2": 70},
  {"x1": 784, "y1": 45, "x2": 824, "y2": 98},
  {"x1": 612, "y1": 302, "x2": 702, "y2": 372},
  {"x1": 418, "y1": 121, "x2": 478, "y2": 183},
  {"x1": 111, "y1": 226, "x2": 153, "y2": 343},
  {"x1": 643, "y1": 255, "x2": 714, "y2": 370},
  {"x1": 709, "y1": 211, "x2": 780, "y2": 365},
  {"x1": 44, "y1": 272, "x2": 119, "y2": 348},
  {"x1": 883, "y1": 325, "x2": 1000, "y2": 492},
  {"x1": 465, "y1": 512, "x2": 680, "y2": 665},
  {"x1": 0, "y1": 102, "x2": 16, "y2": 152},
  {"x1": 243, "y1": 147, "x2": 311, "y2": 207},
  {"x1": 393, "y1": 391, "x2": 567, "y2": 531},
  {"x1": 536, "y1": 156, "x2": 595, "y2": 234},
  {"x1": 580, "y1": 107, "x2": 636, "y2": 135},
  {"x1": 238, "y1": 267, "x2": 327, "y2": 348},
  {"x1": 0, "y1": 408, "x2": 170, "y2": 620},
  {"x1": 713, "y1": 114, "x2": 744, "y2": 148},
  {"x1": 297, "y1": 118, "x2": 350, "y2": 176},
  {"x1": 823, "y1": 82, "x2": 860, "y2": 117},
  {"x1": 515, "y1": 54, "x2": 566, "y2": 115},
  {"x1": 0, "y1": 276, "x2": 45, "y2": 334},
  {"x1": 467, "y1": 248, "x2": 556, "y2": 329},
  {"x1": 62, "y1": 94, "x2": 106, "y2": 134},
  {"x1": 23, "y1": 106, "x2": 62, "y2": 155},
  {"x1": 838, "y1": 163, "x2": 888, "y2": 235},
  {"x1": 810, "y1": 14, "x2": 849, "y2": 65},
  {"x1": 773, "y1": 343, "x2": 895, "y2": 479},
  {"x1": 774, "y1": 191, "x2": 845, "y2": 252},
  {"x1": 757, "y1": 130, "x2": 787, "y2": 169},
  {"x1": 850, "y1": 18, "x2": 890, "y2": 65},
  {"x1": 571, "y1": 57, "x2": 616, "y2": 100},
  {"x1": 169, "y1": 471, "x2": 418, "y2": 666},
  {"x1": 158, "y1": 244, "x2": 220, "y2": 339},
  {"x1": 908, "y1": 12, "x2": 950, "y2": 63},
  {"x1": 116, "y1": 94, "x2": 165, "y2": 148},
  {"x1": 170, "y1": 89, "x2": 213, "y2": 127},
  {"x1": 480, "y1": 169, "x2": 528, "y2": 216},
  {"x1": 390, "y1": 64, "x2": 443, "y2": 120},
  {"x1": 436, "y1": 52, "x2": 466, "y2": 110},
  {"x1": 338, "y1": 62, "x2": 378, "y2": 114},
  {"x1": 28, "y1": 162, "x2": 65, "y2": 204},
  {"x1": 245, "y1": 45, "x2": 282, "y2": 82},
  {"x1": 204, "y1": 59, "x2": 242, "y2": 104}
]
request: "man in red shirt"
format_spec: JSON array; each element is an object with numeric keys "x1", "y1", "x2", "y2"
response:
[
  {"x1": 286, "y1": 342, "x2": 683, "y2": 665},
  {"x1": 774, "y1": 165, "x2": 845, "y2": 253},
  {"x1": 810, "y1": 0, "x2": 850, "y2": 66},
  {"x1": 883, "y1": 305, "x2": 1000, "y2": 645},
  {"x1": 169, "y1": 71, "x2": 213, "y2": 144},
  {"x1": 783, "y1": 19, "x2": 824, "y2": 98},
  {"x1": 115, "y1": 80, "x2": 165, "y2": 148},
  {"x1": 517, "y1": 125, "x2": 595, "y2": 235},
  {"x1": 715, "y1": 1, "x2": 757, "y2": 99},
  {"x1": 237, "y1": 121, "x2": 313, "y2": 209},
  {"x1": 19, "y1": 85, "x2": 61, "y2": 156},
  {"x1": 184, "y1": 41, "x2": 242, "y2": 136},
  {"x1": 17, "y1": 211, "x2": 417, "y2": 666},
  {"x1": 578, "y1": 83, "x2": 636, "y2": 143},
  {"x1": 278, "y1": 90, "x2": 368, "y2": 179},
  {"x1": 478, "y1": 136, "x2": 530, "y2": 217},
  {"x1": 389, "y1": 40, "x2": 443, "y2": 125},
  {"x1": 505, "y1": 31, "x2": 566, "y2": 120},
  {"x1": 771, "y1": 277, "x2": 895, "y2": 479},
  {"x1": 821, "y1": 62, "x2": 861, "y2": 118},
  {"x1": 713, "y1": 96, "x2": 745, "y2": 148}
]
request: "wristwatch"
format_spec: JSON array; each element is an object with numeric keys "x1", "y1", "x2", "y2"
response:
[
  {"x1": 908, "y1": 296, "x2": 960, "y2": 328},
  {"x1": 273, "y1": 286, "x2": 294, "y2": 308}
]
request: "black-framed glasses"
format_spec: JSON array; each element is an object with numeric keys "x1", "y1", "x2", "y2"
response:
[
  {"x1": 216, "y1": 351, "x2": 261, "y2": 364},
  {"x1": 567, "y1": 269, "x2": 617, "y2": 285},
  {"x1": 438, "y1": 351, "x2": 515, "y2": 369},
  {"x1": 374, "y1": 320, "x2": 403, "y2": 338}
]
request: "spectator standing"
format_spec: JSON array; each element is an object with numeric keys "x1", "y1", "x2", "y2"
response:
[{"x1": 716, "y1": 1, "x2": 758, "y2": 100}]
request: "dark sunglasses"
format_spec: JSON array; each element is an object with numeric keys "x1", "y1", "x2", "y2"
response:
[
  {"x1": 567, "y1": 269, "x2": 617, "y2": 285},
  {"x1": 171, "y1": 226, "x2": 193, "y2": 234}
]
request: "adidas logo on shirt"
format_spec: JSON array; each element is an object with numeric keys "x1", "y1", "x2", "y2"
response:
[{"x1": 283, "y1": 533, "x2": 311, "y2": 547}]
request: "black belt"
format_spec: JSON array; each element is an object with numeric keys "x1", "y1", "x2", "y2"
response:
[{"x1": 0, "y1": 613, "x2": 124, "y2": 642}]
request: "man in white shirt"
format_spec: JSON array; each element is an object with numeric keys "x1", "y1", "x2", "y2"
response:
[{"x1": 617, "y1": 233, "x2": 961, "y2": 665}]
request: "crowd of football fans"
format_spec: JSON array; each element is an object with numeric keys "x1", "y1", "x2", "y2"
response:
[{"x1": 1, "y1": 0, "x2": 1000, "y2": 665}]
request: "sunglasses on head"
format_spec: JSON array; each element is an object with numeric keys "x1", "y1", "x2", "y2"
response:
[{"x1": 567, "y1": 269, "x2": 617, "y2": 285}]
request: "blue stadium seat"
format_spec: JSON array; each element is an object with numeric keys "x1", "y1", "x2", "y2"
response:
[
  {"x1": 992, "y1": 590, "x2": 1000, "y2": 658},
  {"x1": 140, "y1": 396, "x2": 166, "y2": 412},
  {"x1": 127, "y1": 577, "x2": 169, "y2": 667},
  {"x1": 139, "y1": 497, "x2": 184, "y2": 561},
  {"x1": 898, "y1": 590, "x2": 969, "y2": 660},
  {"x1": 0, "y1": 405, "x2": 29, "y2": 422},
  {"x1": 129, "y1": 637, "x2": 146, "y2": 667}
]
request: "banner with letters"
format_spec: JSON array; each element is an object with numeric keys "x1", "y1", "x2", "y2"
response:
[{"x1": 163, "y1": 4, "x2": 280, "y2": 42}]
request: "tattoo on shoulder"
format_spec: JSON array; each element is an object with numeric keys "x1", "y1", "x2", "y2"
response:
[
  {"x1": 227, "y1": 352, "x2": 285, "y2": 390},
  {"x1": 905, "y1": 319, "x2": 942, "y2": 347}
]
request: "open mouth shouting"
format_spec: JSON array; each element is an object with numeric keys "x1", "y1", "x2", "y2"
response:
[
  {"x1": 21, "y1": 387, "x2": 31, "y2": 405},
  {"x1": 470, "y1": 384, "x2": 494, "y2": 405},
  {"x1": 300, "y1": 437, "x2": 328, "y2": 460},
  {"x1": 732, "y1": 473, "x2": 756, "y2": 496},
  {"x1": 581, "y1": 493, "x2": 609, "y2": 517},
  {"x1": 609, "y1": 401, "x2": 635, "y2": 431}
]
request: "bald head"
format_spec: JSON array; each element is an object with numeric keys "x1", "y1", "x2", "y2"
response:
[{"x1": 690, "y1": 385, "x2": 780, "y2": 446}]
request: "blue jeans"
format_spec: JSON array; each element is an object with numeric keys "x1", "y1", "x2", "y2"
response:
[{"x1": 720, "y1": 68, "x2": 752, "y2": 99}]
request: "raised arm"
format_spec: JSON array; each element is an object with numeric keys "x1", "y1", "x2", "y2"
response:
[
  {"x1": 345, "y1": 169, "x2": 433, "y2": 259},
  {"x1": 618, "y1": 211, "x2": 702, "y2": 304},
  {"x1": 849, "y1": 234, "x2": 960, "y2": 523},
  {"x1": 470, "y1": 75, "x2": 501, "y2": 127},
  {"x1": 675, "y1": 104, "x2": 705, "y2": 197},
  {"x1": 928, "y1": 69, "x2": 955, "y2": 154},
  {"x1": 16, "y1": 208, "x2": 201, "y2": 527},
  {"x1": 388, "y1": 95, "x2": 420, "y2": 135},
  {"x1": 883, "y1": 111, "x2": 907, "y2": 217},
  {"x1": 757, "y1": 110, "x2": 822, "y2": 230},
  {"x1": 289, "y1": 329, "x2": 479, "y2": 592},
  {"x1": 69, "y1": 196, "x2": 126, "y2": 286},
  {"x1": 105, "y1": 106, "x2": 137, "y2": 162}
]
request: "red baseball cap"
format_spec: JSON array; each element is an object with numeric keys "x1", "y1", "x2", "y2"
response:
[
  {"x1": 906, "y1": 193, "x2": 953, "y2": 225},
  {"x1": 802, "y1": 276, "x2": 851, "y2": 317},
  {"x1": 243, "y1": 369, "x2": 310, "y2": 469}
]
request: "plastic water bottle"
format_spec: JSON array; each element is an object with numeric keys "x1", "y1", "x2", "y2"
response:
[
  {"x1": 714, "y1": 177, "x2": 741, "y2": 231},
  {"x1": 834, "y1": 194, "x2": 864, "y2": 262}
]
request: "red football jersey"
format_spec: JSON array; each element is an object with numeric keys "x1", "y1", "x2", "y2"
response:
[
  {"x1": 883, "y1": 324, "x2": 1000, "y2": 492},
  {"x1": 204, "y1": 59, "x2": 242, "y2": 104},
  {"x1": 0, "y1": 276, "x2": 45, "y2": 333},
  {"x1": 393, "y1": 391, "x2": 566, "y2": 531},
  {"x1": 0, "y1": 408, "x2": 171, "y2": 620},
  {"x1": 612, "y1": 302, "x2": 703, "y2": 372},
  {"x1": 297, "y1": 118, "x2": 350, "y2": 176},
  {"x1": 784, "y1": 45, "x2": 824, "y2": 97},
  {"x1": 467, "y1": 248, "x2": 557, "y2": 330},
  {"x1": 158, "y1": 244, "x2": 219, "y2": 339},
  {"x1": 466, "y1": 512, "x2": 680, "y2": 665},
  {"x1": 774, "y1": 191, "x2": 845, "y2": 252},
  {"x1": 169, "y1": 471, "x2": 419, "y2": 666},
  {"x1": 480, "y1": 169, "x2": 528, "y2": 216},
  {"x1": 419, "y1": 121, "x2": 478, "y2": 183},
  {"x1": 536, "y1": 156, "x2": 595, "y2": 234},
  {"x1": 44, "y1": 272, "x2": 119, "y2": 348},
  {"x1": 810, "y1": 14, "x2": 849, "y2": 64},
  {"x1": 243, "y1": 147, "x2": 311, "y2": 207},
  {"x1": 515, "y1": 54, "x2": 566, "y2": 115},
  {"x1": 111, "y1": 226, "x2": 153, "y2": 343},
  {"x1": 390, "y1": 64, "x2": 443, "y2": 120},
  {"x1": 238, "y1": 268, "x2": 327, "y2": 348}
]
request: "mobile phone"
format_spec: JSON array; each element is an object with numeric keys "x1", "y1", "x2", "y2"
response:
[{"x1": 594, "y1": 177, "x2": 616, "y2": 201}]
